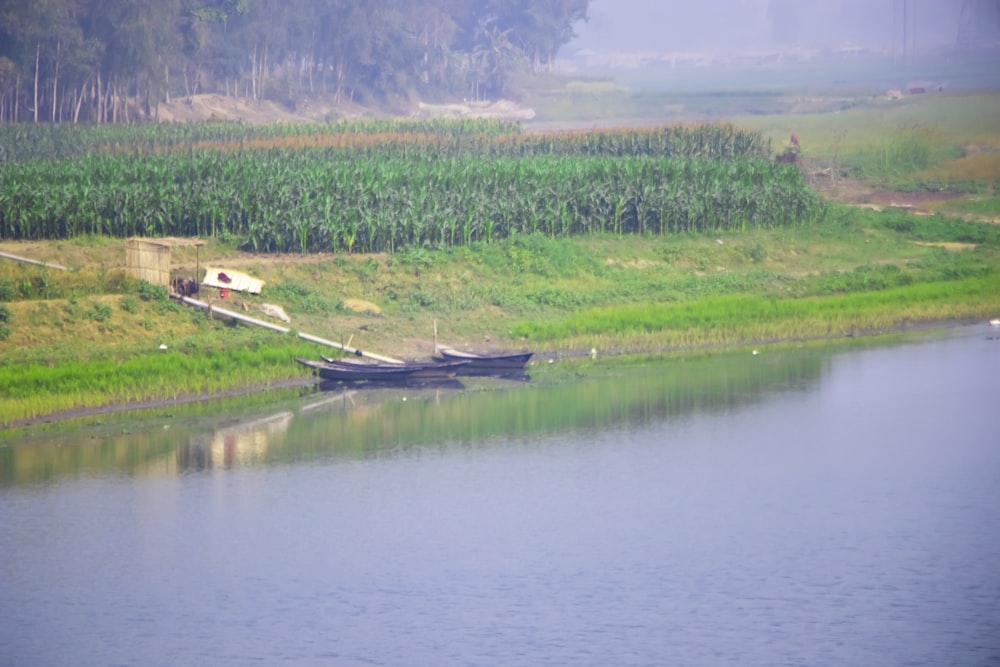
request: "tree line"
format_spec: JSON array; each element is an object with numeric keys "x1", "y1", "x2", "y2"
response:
[{"x1": 0, "y1": 0, "x2": 588, "y2": 124}]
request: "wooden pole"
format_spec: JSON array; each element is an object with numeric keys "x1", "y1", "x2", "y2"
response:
[
  {"x1": 178, "y1": 295, "x2": 403, "y2": 363},
  {"x1": 296, "y1": 332, "x2": 402, "y2": 364},
  {"x1": 0, "y1": 250, "x2": 67, "y2": 270}
]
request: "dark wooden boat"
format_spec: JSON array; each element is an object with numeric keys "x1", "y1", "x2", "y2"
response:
[
  {"x1": 432, "y1": 343, "x2": 534, "y2": 375},
  {"x1": 431, "y1": 322, "x2": 533, "y2": 377},
  {"x1": 299, "y1": 357, "x2": 468, "y2": 384}
]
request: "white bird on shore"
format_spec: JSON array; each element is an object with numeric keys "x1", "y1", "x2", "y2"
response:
[{"x1": 990, "y1": 318, "x2": 1000, "y2": 327}]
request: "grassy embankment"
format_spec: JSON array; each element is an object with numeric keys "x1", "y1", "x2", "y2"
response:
[
  {"x1": 2, "y1": 208, "x2": 998, "y2": 428},
  {"x1": 2, "y1": 91, "x2": 999, "y2": 427}
]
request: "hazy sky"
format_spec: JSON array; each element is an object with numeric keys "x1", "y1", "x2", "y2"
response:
[{"x1": 569, "y1": 0, "x2": 974, "y2": 54}]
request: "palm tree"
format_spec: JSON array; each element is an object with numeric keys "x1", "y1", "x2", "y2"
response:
[{"x1": 470, "y1": 17, "x2": 519, "y2": 100}]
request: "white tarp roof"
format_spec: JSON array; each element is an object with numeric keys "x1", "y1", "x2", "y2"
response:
[{"x1": 202, "y1": 267, "x2": 264, "y2": 294}]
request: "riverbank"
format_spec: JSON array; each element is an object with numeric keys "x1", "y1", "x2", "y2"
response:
[
  {"x1": 3, "y1": 88, "x2": 1000, "y2": 429},
  {"x1": 2, "y1": 204, "x2": 999, "y2": 431},
  {"x1": 5, "y1": 315, "x2": 991, "y2": 433}
]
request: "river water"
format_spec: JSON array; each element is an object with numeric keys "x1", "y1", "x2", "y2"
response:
[{"x1": 2, "y1": 326, "x2": 999, "y2": 666}]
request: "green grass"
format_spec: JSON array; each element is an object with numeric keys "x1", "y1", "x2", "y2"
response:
[
  {"x1": 4, "y1": 79, "x2": 1000, "y2": 428},
  {"x1": 511, "y1": 275, "x2": 999, "y2": 349},
  {"x1": 938, "y1": 194, "x2": 1000, "y2": 219},
  {"x1": 4, "y1": 200, "x2": 999, "y2": 427},
  {"x1": 0, "y1": 334, "x2": 319, "y2": 425},
  {"x1": 737, "y1": 93, "x2": 1000, "y2": 160},
  {"x1": 527, "y1": 80, "x2": 1000, "y2": 192}
]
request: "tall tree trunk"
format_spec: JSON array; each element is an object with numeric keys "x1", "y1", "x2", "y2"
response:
[
  {"x1": 258, "y1": 38, "x2": 269, "y2": 103},
  {"x1": 335, "y1": 62, "x2": 345, "y2": 103},
  {"x1": 73, "y1": 80, "x2": 86, "y2": 123},
  {"x1": 51, "y1": 41, "x2": 61, "y2": 123},
  {"x1": 122, "y1": 79, "x2": 130, "y2": 123},
  {"x1": 33, "y1": 42, "x2": 40, "y2": 123},
  {"x1": 250, "y1": 43, "x2": 258, "y2": 101},
  {"x1": 308, "y1": 43, "x2": 315, "y2": 93},
  {"x1": 96, "y1": 70, "x2": 103, "y2": 124}
]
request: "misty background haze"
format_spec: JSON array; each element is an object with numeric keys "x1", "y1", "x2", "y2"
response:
[{"x1": 569, "y1": 0, "x2": 1000, "y2": 55}]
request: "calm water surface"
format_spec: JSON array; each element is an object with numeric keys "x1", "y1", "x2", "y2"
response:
[{"x1": 2, "y1": 326, "x2": 999, "y2": 666}]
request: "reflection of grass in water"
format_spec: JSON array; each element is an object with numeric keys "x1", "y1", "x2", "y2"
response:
[
  {"x1": 0, "y1": 346, "x2": 829, "y2": 484},
  {"x1": 279, "y1": 348, "x2": 828, "y2": 460}
]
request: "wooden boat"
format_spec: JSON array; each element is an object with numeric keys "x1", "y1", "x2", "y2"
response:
[
  {"x1": 431, "y1": 322, "x2": 533, "y2": 376},
  {"x1": 432, "y1": 344, "x2": 534, "y2": 374},
  {"x1": 298, "y1": 357, "x2": 468, "y2": 384}
]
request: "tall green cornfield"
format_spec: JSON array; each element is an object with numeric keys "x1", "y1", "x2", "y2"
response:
[{"x1": 0, "y1": 121, "x2": 817, "y2": 252}]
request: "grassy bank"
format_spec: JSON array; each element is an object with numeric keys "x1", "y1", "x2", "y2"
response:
[
  {"x1": 2, "y1": 204, "x2": 998, "y2": 427},
  {"x1": 3, "y1": 89, "x2": 999, "y2": 428}
]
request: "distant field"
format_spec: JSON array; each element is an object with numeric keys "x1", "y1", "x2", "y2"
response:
[
  {"x1": 528, "y1": 54, "x2": 1000, "y2": 208},
  {"x1": 571, "y1": 51, "x2": 1000, "y2": 97}
]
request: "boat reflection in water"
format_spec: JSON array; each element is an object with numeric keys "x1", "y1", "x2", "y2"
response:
[
  {"x1": 2, "y1": 342, "x2": 827, "y2": 485},
  {"x1": 176, "y1": 411, "x2": 293, "y2": 472}
]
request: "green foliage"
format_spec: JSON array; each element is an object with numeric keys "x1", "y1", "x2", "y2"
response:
[
  {"x1": 398, "y1": 246, "x2": 437, "y2": 272},
  {"x1": 0, "y1": 270, "x2": 62, "y2": 300},
  {"x1": 847, "y1": 124, "x2": 949, "y2": 180},
  {"x1": 404, "y1": 289, "x2": 438, "y2": 310},
  {"x1": 914, "y1": 248, "x2": 996, "y2": 281},
  {"x1": 660, "y1": 245, "x2": 684, "y2": 264},
  {"x1": 120, "y1": 295, "x2": 139, "y2": 313},
  {"x1": 945, "y1": 195, "x2": 1000, "y2": 218},
  {"x1": 359, "y1": 258, "x2": 380, "y2": 282},
  {"x1": 744, "y1": 241, "x2": 769, "y2": 263},
  {"x1": 138, "y1": 281, "x2": 168, "y2": 303},
  {"x1": 62, "y1": 296, "x2": 81, "y2": 321},
  {"x1": 0, "y1": 0, "x2": 581, "y2": 124},
  {"x1": 877, "y1": 210, "x2": 1000, "y2": 245},
  {"x1": 0, "y1": 338, "x2": 321, "y2": 425},
  {"x1": 511, "y1": 275, "x2": 1000, "y2": 345},
  {"x1": 271, "y1": 281, "x2": 338, "y2": 315},
  {"x1": 86, "y1": 302, "x2": 114, "y2": 323},
  {"x1": 809, "y1": 264, "x2": 913, "y2": 295},
  {"x1": 0, "y1": 123, "x2": 816, "y2": 252},
  {"x1": 0, "y1": 303, "x2": 10, "y2": 341}
]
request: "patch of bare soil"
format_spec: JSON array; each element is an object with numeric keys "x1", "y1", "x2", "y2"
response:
[
  {"x1": 415, "y1": 99, "x2": 536, "y2": 121},
  {"x1": 802, "y1": 157, "x2": 968, "y2": 215},
  {"x1": 155, "y1": 93, "x2": 400, "y2": 124},
  {"x1": 156, "y1": 94, "x2": 320, "y2": 124},
  {"x1": 154, "y1": 93, "x2": 536, "y2": 125}
]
